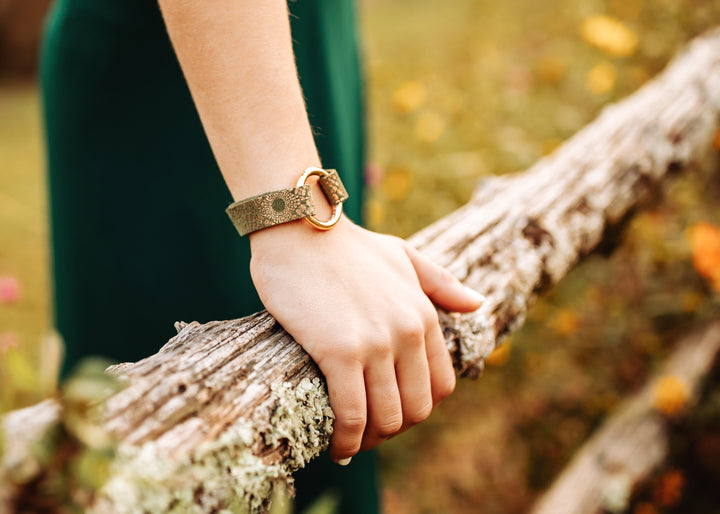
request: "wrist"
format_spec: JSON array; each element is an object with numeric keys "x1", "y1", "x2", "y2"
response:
[{"x1": 248, "y1": 214, "x2": 353, "y2": 252}]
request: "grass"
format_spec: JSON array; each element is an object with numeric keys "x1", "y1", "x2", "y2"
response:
[{"x1": 0, "y1": 83, "x2": 53, "y2": 411}]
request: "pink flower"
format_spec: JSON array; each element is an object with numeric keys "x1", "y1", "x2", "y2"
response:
[
  {"x1": 0, "y1": 276, "x2": 21, "y2": 304},
  {"x1": 0, "y1": 332, "x2": 19, "y2": 354},
  {"x1": 364, "y1": 162, "x2": 385, "y2": 188}
]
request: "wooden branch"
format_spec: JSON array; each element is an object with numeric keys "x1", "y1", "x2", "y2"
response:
[
  {"x1": 3, "y1": 27, "x2": 720, "y2": 514},
  {"x1": 531, "y1": 321, "x2": 720, "y2": 514}
]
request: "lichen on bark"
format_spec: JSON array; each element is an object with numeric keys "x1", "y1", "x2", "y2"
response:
[{"x1": 98, "y1": 377, "x2": 332, "y2": 514}]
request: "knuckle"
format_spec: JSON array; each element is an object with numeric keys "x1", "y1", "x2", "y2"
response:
[
  {"x1": 333, "y1": 442, "x2": 360, "y2": 459},
  {"x1": 436, "y1": 375, "x2": 456, "y2": 402},
  {"x1": 333, "y1": 340, "x2": 363, "y2": 363},
  {"x1": 405, "y1": 401, "x2": 433, "y2": 425},
  {"x1": 438, "y1": 267, "x2": 457, "y2": 284},
  {"x1": 336, "y1": 414, "x2": 366, "y2": 434},
  {"x1": 398, "y1": 318, "x2": 425, "y2": 342},
  {"x1": 375, "y1": 415, "x2": 403, "y2": 438},
  {"x1": 365, "y1": 337, "x2": 393, "y2": 359},
  {"x1": 420, "y1": 302, "x2": 440, "y2": 328}
]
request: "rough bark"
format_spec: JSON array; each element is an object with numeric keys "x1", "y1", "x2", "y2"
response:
[
  {"x1": 531, "y1": 321, "x2": 720, "y2": 514},
  {"x1": 2, "y1": 27, "x2": 720, "y2": 514}
]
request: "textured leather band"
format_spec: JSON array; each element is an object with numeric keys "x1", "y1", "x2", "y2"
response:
[
  {"x1": 318, "y1": 169, "x2": 349, "y2": 205},
  {"x1": 226, "y1": 169, "x2": 347, "y2": 236}
]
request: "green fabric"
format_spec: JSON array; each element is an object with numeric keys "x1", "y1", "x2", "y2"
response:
[{"x1": 40, "y1": 0, "x2": 377, "y2": 512}]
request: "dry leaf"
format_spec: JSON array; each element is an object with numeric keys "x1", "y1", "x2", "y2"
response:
[
  {"x1": 392, "y1": 81, "x2": 427, "y2": 115},
  {"x1": 653, "y1": 375, "x2": 688, "y2": 416},
  {"x1": 586, "y1": 62, "x2": 617, "y2": 95},
  {"x1": 485, "y1": 341, "x2": 511, "y2": 367},
  {"x1": 581, "y1": 15, "x2": 638, "y2": 57},
  {"x1": 689, "y1": 222, "x2": 720, "y2": 291}
]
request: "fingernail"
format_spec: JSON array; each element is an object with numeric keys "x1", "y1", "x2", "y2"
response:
[
  {"x1": 337, "y1": 457, "x2": 352, "y2": 466},
  {"x1": 464, "y1": 287, "x2": 486, "y2": 303}
]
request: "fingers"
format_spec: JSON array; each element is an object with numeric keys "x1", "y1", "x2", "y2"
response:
[
  {"x1": 393, "y1": 323, "x2": 433, "y2": 432},
  {"x1": 329, "y1": 316, "x2": 449, "y2": 458},
  {"x1": 324, "y1": 360, "x2": 367, "y2": 462},
  {"x1": 360, "y1": 355, "x2": 402, "y2": 451},
  {"x1": 403, "y1": 242, "x2": 485, "y2": 313},
  {"x1": 424, "y1": 314, "x2": 456, "y2": 406}
]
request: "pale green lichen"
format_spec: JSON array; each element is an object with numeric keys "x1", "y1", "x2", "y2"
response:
[
  {"x1": 266, "y1": 377, "x2": 334, "y2": 471},
  {"x1": 97, "y1": 376, "x2": 333, "y2": 514}
]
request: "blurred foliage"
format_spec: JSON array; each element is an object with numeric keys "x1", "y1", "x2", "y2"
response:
[
  {"x1": 360, "y1": 0, "x2": 720, "y2": 512},
  {"x1": 0, "y1": 84, "x2": 52, "y2": 414},
  {"x1": 1, "y1": 359, "x2": 122, "y2": 513},
  {"x1": 1, "y1": 0, "x2": 720, "y2": 513}
]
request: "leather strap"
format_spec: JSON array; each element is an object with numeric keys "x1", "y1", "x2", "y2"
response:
[{"x1": 226, "y1": 169, "x2": 347, "y2": 236}]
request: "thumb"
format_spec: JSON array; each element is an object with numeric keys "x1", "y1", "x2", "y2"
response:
[{"x1": 403, "y1": 242, "x2": 485, "y2": 312}]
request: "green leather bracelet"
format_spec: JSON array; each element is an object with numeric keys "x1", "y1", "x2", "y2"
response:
[{"x1": 226, "y1": 167, "x2": 348, "y2": 236}]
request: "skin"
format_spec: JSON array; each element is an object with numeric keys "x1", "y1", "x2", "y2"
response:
[{"x1": 158, "y1": 0, "x2": 483, "y2": 462}]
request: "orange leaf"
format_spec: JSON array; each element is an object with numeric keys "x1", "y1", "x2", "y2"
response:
[
  {"x1": 551, "y1": 309, "x2": 579, "y2": 337},
  {"x1": 653, "y1": 469, "x2": 685, "y2": 507},
  {"x1": 485, "y1": 341, "x2": 511, "y2": 367},
  {"x1": 653, "y1": 375, "x2": 688, "y2": 416},
  {"x1": 689, "y1": 222, "x2": 720, "y2": 291}
]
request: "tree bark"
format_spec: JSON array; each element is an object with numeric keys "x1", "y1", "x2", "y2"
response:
[
  {"x1": 2, "y1": 27, "x2": 720, "y2": 514},
  {"x1": 531, "y1": 321, "x2": 720, "y2": 514}
]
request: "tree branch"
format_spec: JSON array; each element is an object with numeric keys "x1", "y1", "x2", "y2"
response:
[{"x1": 531, "y1": 321, "x2": 720, "y2": 514}]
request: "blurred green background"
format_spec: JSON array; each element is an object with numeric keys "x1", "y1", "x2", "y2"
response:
[{"x1": 2, "y1": 0, "x2": 720, "y2": 512}]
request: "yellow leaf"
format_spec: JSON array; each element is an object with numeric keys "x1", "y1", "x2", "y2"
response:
[
  {"x1": 653, "y1": 375, "x2": 688, "y2": 416},
  {"x1": 392, "y1": 81, "x2": 427, "y2": 115},
  {"x1": 585, "y1": 62, "x2": 617, "y2": 95},
  {"x1": 382, "y1": 167, "x2": 413, "y2": 202},
  {"x1": 485, "y1": 341, "x2": 511, "y2": 366},
  {"x1": 581, "y1": 15, "x2": 638, "y2": 58},
  {"x1": 364, "y1": 198, "x2": 386, "y2": 229},
  {"x1": 415, "y1": 111, "x2": 446, "y2": 143},
  {"x1": 551, "y1": 309, "x2": 579, "y2": 337}
]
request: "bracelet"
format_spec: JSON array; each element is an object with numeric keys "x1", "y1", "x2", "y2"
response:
[{"x1": 226, "y1": 167, "x2": 349, "y2": 236}]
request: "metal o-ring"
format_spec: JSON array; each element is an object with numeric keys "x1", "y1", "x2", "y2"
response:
[{"x1": 296, "y1": 167, "x2": 344, "y2": 230}]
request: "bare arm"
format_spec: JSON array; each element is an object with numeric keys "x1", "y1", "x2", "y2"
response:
[{"x1": 157, "y1": 0, "x2": 483, "y2": 462}]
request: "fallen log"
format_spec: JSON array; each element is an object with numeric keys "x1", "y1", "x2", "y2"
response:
[
  {"x1": 531, "y1": 320, "x2": 720, "y2": 514},
  {"x1": 2, "y1": 27, "x2": 720, "y2": 514}
]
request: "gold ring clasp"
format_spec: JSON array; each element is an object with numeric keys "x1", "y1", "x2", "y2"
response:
[{"x1": 296, "y1": 167, "x2": 344, "y2": 230}]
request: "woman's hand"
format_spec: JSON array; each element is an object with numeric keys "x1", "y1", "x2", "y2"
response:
[
  {"x1": 158, "y1": 0, "x2": 483, "y2": 462},
  {"x1": 249, "y1": 217, "x2": 484, "y2": 463}
]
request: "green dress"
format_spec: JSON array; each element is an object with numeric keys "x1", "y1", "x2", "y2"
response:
[{"x1": 40, "y1": 0, "x2": 378, "y2": 512}]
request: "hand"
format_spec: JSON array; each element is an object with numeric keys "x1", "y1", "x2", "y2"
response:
[{"x1": 249, "y1": 217, "x2": 483, "y2": 462}]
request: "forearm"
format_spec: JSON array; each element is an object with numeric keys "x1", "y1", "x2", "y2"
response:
[
  {"x1": 157, "y1": 0, "x2": 482, "y2": 463},
  {"x1": 157, "y1": 0, "x2": 320, "y2": 201}
]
